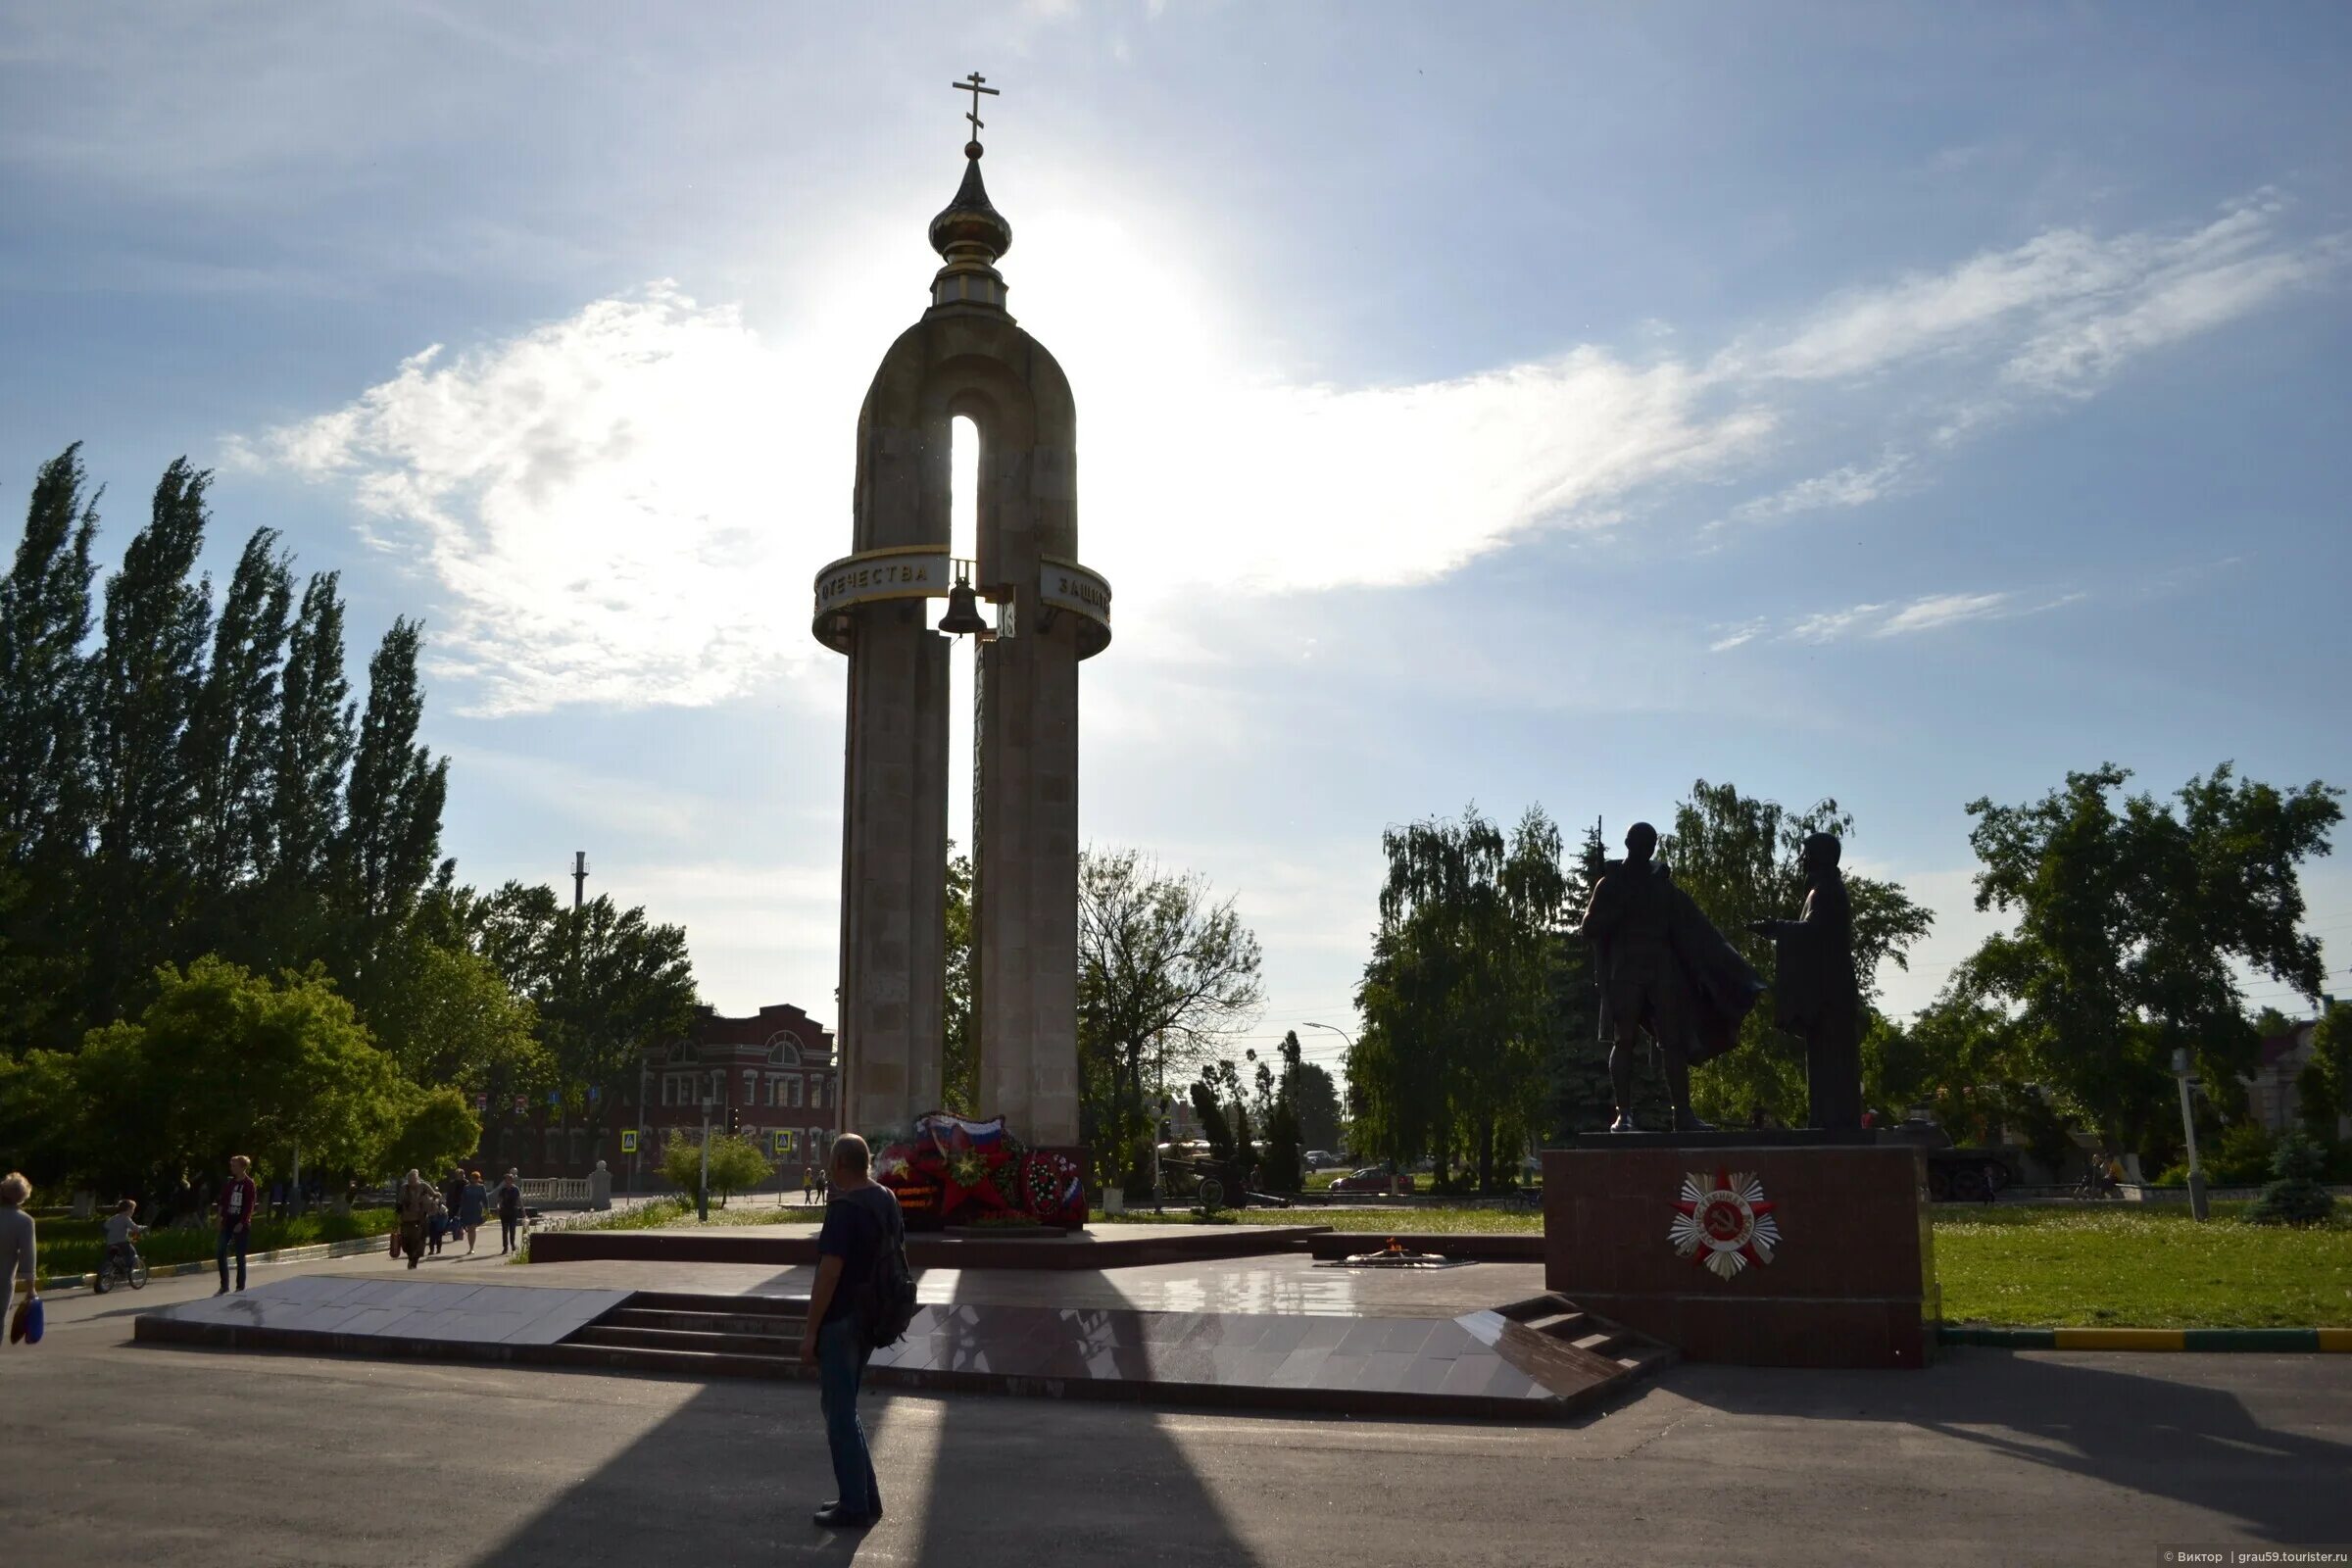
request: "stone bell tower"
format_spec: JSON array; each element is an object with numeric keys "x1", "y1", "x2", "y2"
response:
[{"x1": 811, "y1": 89, "x2": 1111, "y2": 1149}]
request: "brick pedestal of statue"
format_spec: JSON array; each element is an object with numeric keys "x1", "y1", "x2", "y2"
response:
[{"x1": 1543, "y1": 1140, "x2": 1936, "y2": 1368}]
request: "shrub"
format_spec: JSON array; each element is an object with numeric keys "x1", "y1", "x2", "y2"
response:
[
  {"x1": 2245, "y1": 1130, "x2": 2335, "y2": 1227},
  {"x1": 2206, "y1": 1122, "x2": 2278, "y2": 1187}
]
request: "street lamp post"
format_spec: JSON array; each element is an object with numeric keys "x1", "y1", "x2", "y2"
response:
[
  {"x1": 2172, "y1": 1048, "x2": 2208, "y2": 1222},
  {"x1": 1300, "y1": 1021, "x2": 1356, "y2": 1164}
]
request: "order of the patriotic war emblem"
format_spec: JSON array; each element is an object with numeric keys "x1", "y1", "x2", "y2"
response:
[{"x1": 1670, "y1": 1169, "x2": 1781, "y2": 1280}]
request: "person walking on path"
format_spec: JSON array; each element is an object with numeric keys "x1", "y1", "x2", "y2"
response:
[
  {"x1": 496, "y1": 1171, "x2": 523, "y2": 1254},
  {"x1": 395, "y1": 1170, "x2": 436, "y2": 1269},
  {"x1": 458, "y1": 1170, "x2": 488, "y2": 1253},
  {"x1": 802, "y1": 1166, "x2": 814, "y2": 1206},
  {"x1": 799, "y1": 1134, "x2": 900, "y2": 1530},
  {"x1": 1, "y1": 1173, "x2": 38, "y2": 1347},
  {"x1": 216, "y1": 1154, "x2": 259, "y2": 1294}
]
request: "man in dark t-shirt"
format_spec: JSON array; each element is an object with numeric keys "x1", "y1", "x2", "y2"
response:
[{"x1": 801, "y1": 1133, "x2": 900, "y2": 1530}]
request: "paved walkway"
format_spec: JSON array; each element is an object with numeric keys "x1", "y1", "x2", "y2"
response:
[{"x1": 16, "y1": 1259, "x2": 2352, "y2": 1565}]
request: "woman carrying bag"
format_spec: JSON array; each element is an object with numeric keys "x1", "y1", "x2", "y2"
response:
[{"x1": 2, "y1": 1171, "x2": 43, "y2": 1347}]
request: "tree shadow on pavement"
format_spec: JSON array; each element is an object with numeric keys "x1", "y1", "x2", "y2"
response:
[{"x1": 1670, "y1": 1348, "x2": 2352, "y2": 1544}]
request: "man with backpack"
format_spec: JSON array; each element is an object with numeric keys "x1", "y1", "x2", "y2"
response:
[{"x1": 799, "y1": 1133, "x2": 909, "y2": 1531}]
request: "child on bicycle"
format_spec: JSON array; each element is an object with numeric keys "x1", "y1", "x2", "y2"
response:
[{"x1": 103, "y1": 1198, "x2": 144, "y2": 1276}]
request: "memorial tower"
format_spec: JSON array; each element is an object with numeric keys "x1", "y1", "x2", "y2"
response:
[{"x1": 811, "y1": 77, "x2": 1111, "y2": 1149}]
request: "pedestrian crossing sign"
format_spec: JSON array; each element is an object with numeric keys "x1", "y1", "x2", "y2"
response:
[
  {"x1": 772, "y1": 1130, "x2": 790, "y2": 1154},
  {"x1": 619, "y1": 1130, "x2": 639, "y2": 1153}
]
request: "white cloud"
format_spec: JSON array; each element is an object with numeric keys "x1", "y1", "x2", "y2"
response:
[
  {"x1": 237, "y1": 191, "x2": 2333, "y2": 714},
  {"x1": 1722, "y1": 450, "x2": 1913, "y2": 528},
  {"x1": 1708, "y1": 618, "x2": 1768, "y2": 653},
  {"x1": 1773, "y1": 587, "x2": 2085, "y2": 647},
  {"x1": 1873, "y1": 591, "x2": 2017, "y2": 637},
  {"x1": 1788, "y1": 603, "x2": 1889, "y2": 645},
  {"x1": 238, "y1": 284, "x2": 841, "y2": 716},
  {"x1": 1742, "y1": 194, "x2": 2327, "y2": 387}
]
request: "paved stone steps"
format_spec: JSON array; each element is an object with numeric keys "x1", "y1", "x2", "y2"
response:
[
  {"x1": 1494, "y1": 1293, "x2": 1678, "y2": 1373},
  {"x1": 597, "y1": 1304, "x2": 809, "y2": 1340},
  {"x1": 570, "y1": 1322, "x2": 805, "y2": 1358},
  {"x1": 568, "y1": 1292, "x2": 813, "y2": 1360}
]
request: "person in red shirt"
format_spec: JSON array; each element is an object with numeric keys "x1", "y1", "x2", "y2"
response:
[{"x1": 216, "y1": 1154, "x2": 258, "y2": 1295}]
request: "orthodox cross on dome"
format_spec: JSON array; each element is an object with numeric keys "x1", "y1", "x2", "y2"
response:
[{"x1": 952, "y1": 71, "x2": 999, "y2": 152}]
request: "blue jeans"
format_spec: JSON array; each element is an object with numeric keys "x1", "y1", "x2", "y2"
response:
[
  {"x1": 217, "y1": 1227, "x2": 248, "y2": 1291},
  {"x1": 816, "y1": 1316, "x2": 881, "y2": 1517}
]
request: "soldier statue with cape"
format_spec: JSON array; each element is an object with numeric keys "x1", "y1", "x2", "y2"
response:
[{"x1": 1574, "y1": 821, "x2": 1767, "y2": 1133}]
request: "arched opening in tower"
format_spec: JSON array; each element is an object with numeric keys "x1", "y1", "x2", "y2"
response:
[{"x1": 948, "y1": 414, "x2": 980, "y2": 862}]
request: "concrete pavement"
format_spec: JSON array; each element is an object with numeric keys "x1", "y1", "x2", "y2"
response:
[{"x1": 11, "y1": 1258, "x2": 2352, "y2": 1566}]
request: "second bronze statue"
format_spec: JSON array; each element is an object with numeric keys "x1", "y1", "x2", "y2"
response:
[{"x1": 1748, "y1": 832, "x2": 1865, "y2": 1132}]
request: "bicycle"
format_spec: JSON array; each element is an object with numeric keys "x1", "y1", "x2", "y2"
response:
[
  {"x1": 2071, "y1": 1168, "x2": 2122, "y2": 1201},
  {"x1": 91, "y1": 1245, "x2": 150, "y2": 1294}
]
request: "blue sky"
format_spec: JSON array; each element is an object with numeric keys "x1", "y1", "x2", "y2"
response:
[{"x1": 5, "y1": 3, "x2": 2349, "y2": 1079}]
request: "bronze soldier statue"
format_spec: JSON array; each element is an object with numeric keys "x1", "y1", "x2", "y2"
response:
[
  {"x1": 1747, "y1": 831, "x2": 1863, "y2": 1131},
  {"x1": 1575, "y1": 822, "x2": 1766, "y2": 1133}
]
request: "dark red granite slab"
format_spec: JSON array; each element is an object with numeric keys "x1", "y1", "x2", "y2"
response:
[
  {"x1": 135, "y1": 1279, "x2": 1667, "y2": 1422},
  {"x1": 1543, "y1": 1145, "x2": 1933, "y2": 1368}
]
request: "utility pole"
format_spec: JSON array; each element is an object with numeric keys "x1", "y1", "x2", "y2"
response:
[
  {"x1": 571, "y1": 850, "x2": 589, "y2": 910},
  {"x1": 698, "y1": 1093, "x2": 712, "y2": 1222},
  {"x1": 2173, "y1": 1048, "x2": 2209, "y2": 1222}
]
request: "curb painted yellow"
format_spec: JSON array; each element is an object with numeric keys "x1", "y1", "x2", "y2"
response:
[{"x1": 2320, "y1": 1328, "x2": 2352, "y2": 1351}]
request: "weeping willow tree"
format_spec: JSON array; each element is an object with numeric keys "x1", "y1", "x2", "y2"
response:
[{"x1": 1350, "y1": 804, "x2": 1566, "y2": 1190}]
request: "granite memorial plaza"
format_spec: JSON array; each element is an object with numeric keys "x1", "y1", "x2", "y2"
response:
[{"x1": 7, "y1": 24, "x2": 2352, "y2": 1568}]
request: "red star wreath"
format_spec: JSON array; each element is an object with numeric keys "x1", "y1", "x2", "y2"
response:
[
  {"x1": 1669, "y1": 1168, "x2": 1781, "y2": 1280},
  {"x1": 938, "y1": 1143, "x2": 1013, "y2": 1219}
]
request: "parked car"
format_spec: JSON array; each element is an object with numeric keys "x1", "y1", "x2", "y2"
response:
[
  {"x1": 1304, "y1": 1150, "x2": 1340, "y2": 1170},
  {"x1": 1329, "y1": 1166, "x2": 1415, "y2": 1195}
]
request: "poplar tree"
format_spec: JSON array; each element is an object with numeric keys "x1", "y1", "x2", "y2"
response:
[
  {"x1": 259, "y1": 570, "x2": 355, "y2": 963},
  {"x1": 337, "y1": 616, "x2": 448, "y2": 974},
  {"x1": 87, "y1": 459, "x2": 214, "y2": 1020},
  {"x1": 0, "y1": 444, "x2": 101, "y2": 859},
  {"x1": 184, "y1": 527, "x2": 294, "y2": 961},
  {"x1": 0, "y1": 445, "x2": 102, "y2": 1049}
]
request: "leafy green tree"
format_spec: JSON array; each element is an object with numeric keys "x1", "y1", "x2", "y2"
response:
[
  {"x1": 0, "y1": 1047, "x2": 86, "y2": 1187},
  {"x1": 1956, "y1": 763, "x2": 2340, "y2": 1157},
  {"x1": 1544, "y1": 818, "x2": 1622, "y2": 1137},
  {"x1": 1662, "y1": 780, "x2": 1932, "y2": 1126},
  {"x1": 1292, "y1": 1060, "x2": 1343, "y2": 1152},
  {"x1": 706, "y1": 1131, "x2": 772, "y2": 1204},
  {"x1": 1257, "y1": 1032, "x2": 1305, "y2": 1194},
  {"x1": 366, "y1": 931, "x2": 546, "y2": 1094},
  {"x1": 2296, "y1": 1002, "x2": 2352, "y2": 1143},
  {"x1": 659, "y1": 1126, "x2": 707, "y2": 1197},
  {"x1": 1354, "y1": 805, "x2": 1565, "y2": 1188},
  {"x1": 1076, "y1": 848, "x2": 1263, "y2": 1189},
  {"x1": 1187, "y1": 1077, "x2": 1238, "y2": 1204},
  {"x1": 383, "y1": 1085, "x2": 486, "y2": 1179},
  {"x1": 657, "y1": 1128, "x2": 767, "y2": 1205},
  {"x1": 0, "y1": 445, "x2": 101, "y2": 1052},
  {"x1": 87, "y1": 459, "x2": 215, "y2": 1022},
  {"x1": 72, "y1": 956, "x2": 406, "y2": 1198},
  {"x1": 453, "y1": 882, "x2": 697, "y2": 1144}
]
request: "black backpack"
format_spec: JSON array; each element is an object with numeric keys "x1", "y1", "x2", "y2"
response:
[{"x1": 852, "y1": 1191, "x2": 918, "y2": 1349}]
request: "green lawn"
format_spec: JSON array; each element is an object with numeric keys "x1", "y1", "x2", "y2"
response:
[
  {"x1": 1933, "y1": 1203, "x2": 2352, "y2": 1329},
  {"x1": 37, "y1": 1207, "x2": 398, "y2": 1281}
]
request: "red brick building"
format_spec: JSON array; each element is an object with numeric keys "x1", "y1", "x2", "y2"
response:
[
  {"x1": 475, "y1": 1004, "x2": 839, "y2": 1193},
  {"x1": 633, "y1": 1003, "x2": 842, "y2": 1190}
]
